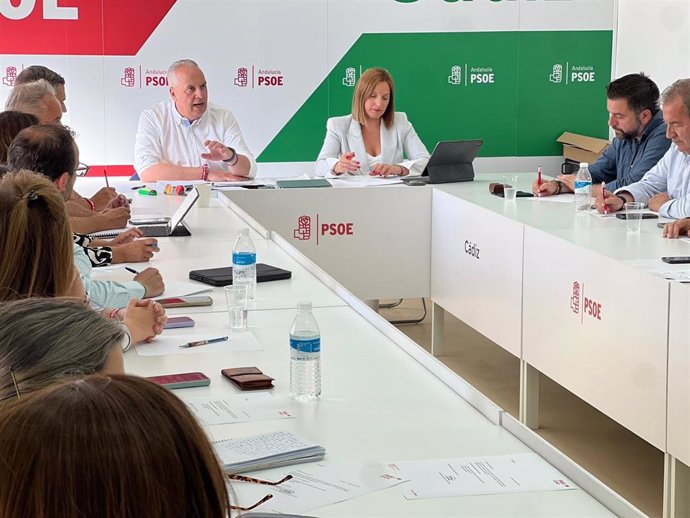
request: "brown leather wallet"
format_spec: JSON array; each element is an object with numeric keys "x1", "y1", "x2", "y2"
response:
[{"x1": 221, "y1": 367, "x2": 274, "y2": 390}]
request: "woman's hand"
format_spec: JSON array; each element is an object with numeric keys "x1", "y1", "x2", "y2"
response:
[
  {"x1": 332, "y1": 152, "x2": 360, "y2": 175},
  {"x1": 370, "y1": 164, "x2": 407, "y2": 177},
  {"x1": 122, "y1": 299, "x2": 167, "y2": 343}
]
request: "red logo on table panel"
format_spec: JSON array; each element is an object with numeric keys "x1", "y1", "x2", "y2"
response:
[
  {"x1": 570, "y1": 280, "x2": 602, "y2": 322},
  {"x1": 293, "y1": 215, "x2": 354, "y2": 245},
  {"x1": 0, "y1": 0, "x2": 177, "y2": 56},
  {"x1": 294, "y1": 215, "x2": 311, "y2": 241}
]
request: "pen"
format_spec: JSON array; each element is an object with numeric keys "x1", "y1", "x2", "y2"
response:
[
  {"x1": 138, "y1": 188, "x2": 158, "y2": 196},
  {"x1": 180, "y1": 336, "x2": 229, "y2": 348},
  {"x1": 537, "y1": 165, "x2": 542, "y2": 186},
  {"x1": 131, "y1": 185, "x2": 145, "y2": 190},
  {"x1": 601, "y1": 181, "x2": 609, "y2": 214},
  {"x1": 125, "y1": 267, "x2": 139, "y2": 274},
  {"x1": 104, "y1": 169, "x2": 110, "y2": 188}
]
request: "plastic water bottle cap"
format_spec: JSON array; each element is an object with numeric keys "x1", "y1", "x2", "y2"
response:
[
  {"x1": 579, "y1": 162, "x2": 588, "y2": 168},
  {"x1": 297, "y1": 301, "x2": 312, "y2": 311}
]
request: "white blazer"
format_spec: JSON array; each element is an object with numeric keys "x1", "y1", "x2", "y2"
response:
[{"x1": 314, "y1": 112, "x2": 430, "y2": 177}]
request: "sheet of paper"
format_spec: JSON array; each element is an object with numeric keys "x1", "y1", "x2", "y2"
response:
[
  {"x1": 185, "y1": 394, "x2": 295, "y2": 425},
  {"x1": 152, "y1": 280, "x2": 212, "y2": 299},
  {"x1": 523, "y1": 193, "x2": 575, "y2": 203},
  {"x1": 230, "y1": 460, "x2": 407, "y2": 514},
  {"x1": 623, "y1": 259, "x2": 690, "y2": 282},
  {"x1": 388, "y1": 453, "x2": 576, "y2": 499},
  {"x1": 330, "y1": 176, "x2": 403, "y2": 187},
  {"x1": 136, "y1": 330, "x2": 263, "y2": 356}
]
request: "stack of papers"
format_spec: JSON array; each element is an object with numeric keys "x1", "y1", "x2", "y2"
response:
[{"x1": 213, "y1": 430, "x2": 325, "y2": 474}]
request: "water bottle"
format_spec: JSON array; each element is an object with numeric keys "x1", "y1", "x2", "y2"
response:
[
  {"x1": 232, "y1": 228, "x2": 256, "y2": 300},
  {"x1": 290, "y1": 301, "x2": 321, "y2": 400},
  {"x1": 574, "y1": 162, "x2": 592, "y2": 212}
]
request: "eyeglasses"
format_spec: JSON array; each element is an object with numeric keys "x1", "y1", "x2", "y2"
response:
[
  {"x1": 75, "y1": 162, "x2": 90, "y2": 177},
  {"x1": 227, "y1": 473, "x2": 292, "y2": 511},
  {"x1": 10, "y1": 368, "x2": 20, "y2": 400}
]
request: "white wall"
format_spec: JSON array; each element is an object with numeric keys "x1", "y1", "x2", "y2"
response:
[{"x1": 616, "y1": 0, "x2": 690, "y2": 92}]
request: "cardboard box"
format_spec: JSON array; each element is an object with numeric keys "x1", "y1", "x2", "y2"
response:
[{"x1": 557, "y1": 132, "x2": 610, "y2": 165}]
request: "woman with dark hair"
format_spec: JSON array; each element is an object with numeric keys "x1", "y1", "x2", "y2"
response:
[
  {"x1": 0, "y1": 374, "x2": 231, "y2": 517},
  {"x1": 315, "y1": 67, "x2": 429, "y2": 178},
  {"x1": 0, "y1": 110, "x2": 38, "y2": 164}
]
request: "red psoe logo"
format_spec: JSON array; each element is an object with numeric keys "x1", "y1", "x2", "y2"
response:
[
  {"x1": 121, "y1": 67, "x2": 136, "y2": 87},
  {"x1": 294, "y1": 215, "x2": 311, "y2": 241},
  {"x1": 2, "y1": 66, "x2": 17, "y2": 86},
  {"x1": 0, "y1": 0, "x2": 177, "y2": 56},
  {"x1": 570, "y1": 281, "x2": 580, "y2": 314},
  {"x1": 234, "y1": 67, "x2": 248, "y2": 87}
]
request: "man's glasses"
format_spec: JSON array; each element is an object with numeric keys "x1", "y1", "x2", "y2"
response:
[
  {"x1": 75, "y1": 162, "x2": 90, "y2": 177},
  {"x1": 227, "y1": 473, "x2": 293, "y2": 511}
]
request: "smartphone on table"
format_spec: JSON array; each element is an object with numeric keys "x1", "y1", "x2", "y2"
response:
[
  {"x1": 163, "y1": 316, "x2": 195, "y2": 329},
  {"x1": 157, "y1": 296, "x2": 213, "y2": 308},
  {"x1": 147, "y1": 372, "x2": 210, "y2": 390},
  {"x1": 661, "y1": 256, "x2": 690, "y2": 264}
]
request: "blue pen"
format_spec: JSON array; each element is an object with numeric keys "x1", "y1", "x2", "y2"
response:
[
  {"x1": 180, "y1": 336, "x2": 229, "y2": 348},
  {"x1": 125, "y1": 267, "x2": 139, "y2": 275}
]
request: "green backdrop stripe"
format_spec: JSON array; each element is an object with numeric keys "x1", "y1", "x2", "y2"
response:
[{"x1": 258, "y1": 30, "x2": 612, "y2": 162}]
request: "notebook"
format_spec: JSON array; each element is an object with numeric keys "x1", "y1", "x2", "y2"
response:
[
  {"x1": 213, "y1": 431, "x2": 326, "y2": 474},
  {"x1": 402, "y1": 139, "x2": 483, "y2": 185},
  {"x1": 276, "y1": 179, "x2": 332, "y2": 189},
  {"x1": 189, "y1": 263, "x2": 292, "y2": 287}
]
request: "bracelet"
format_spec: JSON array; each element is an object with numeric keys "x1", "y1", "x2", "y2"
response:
[
  {"x1": 201, "y1": 163, "x2": 209, "y2": 181},
  {"x1": 119, "y1": 323, "x2": 132, "y2": 352},
  {"x1": 553, "y1": 180, "x2": 562, "y2": 195},
  {"x1": 398, "y1": 165, "x2": 405, "y2": 176},
  {"x1": 616, "y1": 194, "x2": 628, "y2": 207},
  {"x1": 223, "y1": 147, "x2": 238, "y2": 166},
  {"x1": 86, "y1": 198, "x2": 96, "y2": 211},
  {"x1": 108, "y1": 308, "x2": 121, "y2": 321}
]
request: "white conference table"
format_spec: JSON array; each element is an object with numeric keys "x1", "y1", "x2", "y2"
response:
[
  {"x1": 210, "y1": 174, "x2": 689, "y2": 516},
  {"x1": 78, "y1": 178, "x2": 632, "y2": 516}
]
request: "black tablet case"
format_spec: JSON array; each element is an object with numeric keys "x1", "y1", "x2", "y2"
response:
[{"x1": 189, "y1": 263, "x2": 292, "y2": 287}]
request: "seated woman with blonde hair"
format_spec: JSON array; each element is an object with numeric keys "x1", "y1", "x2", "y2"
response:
[
  {"x1": 0, "y1": 374, "x2": 230, "y2": 517},
  {"x1": 0, "y1": 170, "x2": 165, "y2": 343},
  {"x1": 315, "y1": 67, "x2": 430, "y2": 178}
]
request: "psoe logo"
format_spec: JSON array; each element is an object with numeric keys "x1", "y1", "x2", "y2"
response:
[
  {"x1": 121, "y1": 67, "x2": 136, "y2": 88},
  {"x1": 342, "y1": 67, "x2": 356, "y2": 87},
  {"x1": 570, "y1": 280, "x2": 602, "y2": 322},
  {"x1": 549, "y1": 64, "x2": 563, "y2": 84},
  {"x1": 292, "y1": 215, "x2": 354, "y2": 245},
  {"x1": 448, "y1": 65, "x2": 462, "y2": 86},
  {"x1": 2, "y1": 66, "x2": 17, "y2": 86},
  {"x1": 294, "y1": 215, "x2": 311, "y2": 240},
  {"x1": 234, "y1": 67, "x2": 248, "y2": 87}
]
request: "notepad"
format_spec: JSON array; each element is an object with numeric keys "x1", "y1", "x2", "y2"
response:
[{"x1": 213, "y1": 430, "x2": 325, "y2": 474}]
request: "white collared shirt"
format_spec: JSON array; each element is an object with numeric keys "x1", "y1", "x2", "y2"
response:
[
  {"x1": 618, "y1": 144, "x2": 690, "y2": 218},
  {"x1": 134, "y1": 100, "x2": 257, "y2": 178}
]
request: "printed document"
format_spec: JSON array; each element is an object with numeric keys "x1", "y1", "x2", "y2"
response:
[
  {"x1": 230, "y1": 460, "x2": 407, "y2": 514},
  {"x1": 388, "y1": 452, "x2": 576, "y2": 499},
  {"x1": 185, "y1": 394, "x2": 295, "y2": 425}
]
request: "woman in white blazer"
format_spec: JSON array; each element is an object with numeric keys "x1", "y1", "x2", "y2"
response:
[{"x1": 315, "y1": 68, "x2": 430, "y2": 178}]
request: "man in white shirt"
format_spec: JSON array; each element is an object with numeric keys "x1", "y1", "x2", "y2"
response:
[
  {"x1": 134, "y1": 59, "x2": 257, "y2": 182},
  {"x1": 598, "y1": 78, "x2": 690, "y2": 219}
]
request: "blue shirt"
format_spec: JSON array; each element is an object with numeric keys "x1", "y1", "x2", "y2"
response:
[{"x1": 589, "y1": 110, "x2": 671, "y2": 191}]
